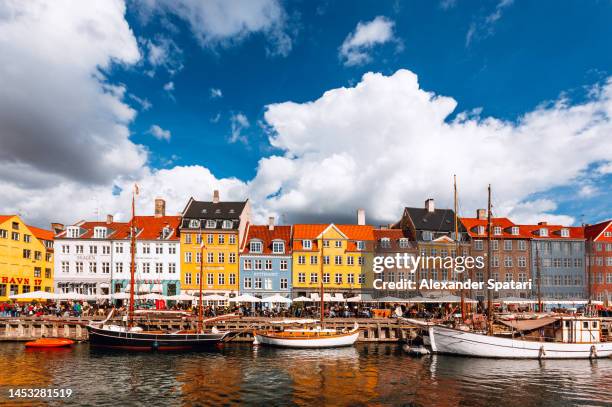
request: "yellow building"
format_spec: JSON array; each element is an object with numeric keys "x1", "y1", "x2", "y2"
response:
[
  {"x1": 179, "y1": 192, "x2": 250, "y2": 295},
  {"x1": 291, "y1": 224, "x2": 374, "y2": 297},
  {"x1": 0, "y1": 215, "x2": 54, "y2": 301}
]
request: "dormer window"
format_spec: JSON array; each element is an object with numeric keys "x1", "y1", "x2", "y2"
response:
[
  {"x1": 303, "y1": 240, "x2": 312, "y2": 250},
  {"x1": 67, "y1": 226, "x2": 80, "y2": 238},
  {"x1": 189, "y1": 219, "x2": 200, "y2": 228},
  {"x1": 161, "y1": 227, "x2": 171, "y2": 239},
  {"x1": 215, "y1": 209, "x2": 221, "y2": 214},
  {"x1": 560, "y1": 228, "x2": 569, "y2": 237},
  {"x1": 356, "y1": 241, "x2": 365, "y2": 250},
  {"x1": 222, "y1": 220, "x2": 232, "y2": 229},
  {"x1": 539, "y1": 228, "x2": 548, "y2": 237},
  {"x1": 272, "y1": 241, "x2": 285, "y2": 254},
  {"x1": 250, "y1": 241, "x2": 263, "y2": 253},
  {"x1": 399, "y1": 238, "x2": 409, "y2": 248},
  {"x1": 381, "y1": 238, "x2": 391, "y2": 248},
  {"x1": 493, "y1": 226, "x2": 502, "y2": 235},
  {"x1": 477, "y1": 226, "x2": 485, "y2": 235},
  {"x1": 229, "y1": 209, "x2": 235, "y2": 214},
  {"x1": 511, "y1": 226, "x2": 519, "y2": 236},
  {"x1": 206, "y1": 220, "x2": 216, "y2": 229},
  {"x1": 201, "y1": 209, "x2": 207, "y2": 214},
  {"x1": 422, "y1": 231, "x2": 432, "y2": 241},
  {"x1": 93, "y1": 227, "x2": 107, "y2": 239}
]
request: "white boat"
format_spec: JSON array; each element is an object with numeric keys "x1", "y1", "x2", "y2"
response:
[
  {"x1": 254, "y1": 323, "x2": 359, "y2": 348},
  {"x1": 409, "y1": 317, "x2": 612, "y2": 359}
]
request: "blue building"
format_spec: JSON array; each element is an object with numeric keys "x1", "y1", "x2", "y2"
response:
[
  {"x1": 239, "y1": 221, "x2": 292, "y2": 299},
  {"x1": 525, "y1": 223, "x2": 586, "y2": 300}
]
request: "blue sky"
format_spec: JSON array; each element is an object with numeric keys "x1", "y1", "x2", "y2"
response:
[{"x1": 0, "y1": 0, "x2": 611, "y2": 226}]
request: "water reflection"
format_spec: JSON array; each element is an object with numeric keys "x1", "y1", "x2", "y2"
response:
[{"x1": 0, "y1": 343, "x2": 610, "y2": 407}]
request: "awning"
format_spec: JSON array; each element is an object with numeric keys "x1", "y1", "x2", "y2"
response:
[{"x1": 498, "y1": 316, "x2": 558, "y2": 331}]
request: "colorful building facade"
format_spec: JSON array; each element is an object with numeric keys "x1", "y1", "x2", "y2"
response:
[
  {"x1": 585, "y1": 220, "x2": 612, "y2": 302},
  {"x1": 0, "y1": 215, "x2": 54, "y2": 300},
  {"x1": 371, "y1": 228, "x2": 418, "y2": 298},
  {"x1": 180, "y1": 191, "x2": 250, "y2": 295},
  {"x1": 239, "y1": 220, "x2": 292, "y2": 298}
]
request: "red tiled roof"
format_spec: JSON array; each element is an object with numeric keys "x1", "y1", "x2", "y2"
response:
[
  {"x1": 292, "y1": 224, "x2": 374, "y2": 251},
  {"x1": 27, "y1": 225, "x2": 54, "y2": 241},
  {"x1": 241, "y1": 225, "x2": 292, "y2": 254},
  {"x1": 584, "y1": 220, "x2": 612, "y2": 241},
  {"x1": 373, "y1": 229, "x2": 407, "y2": 240},
  {"x1": 57, "y1": 216, "x2": 181, "y2": 241},
  {"x1": 519, "y1": 224, "x2": 584, "y2": 239},
  {"x1": 460, "y1": 217, "x2": 530, "y2": 239},
  {"x1": 0, "y1": 215, "x2": 15, "y2": 225}
]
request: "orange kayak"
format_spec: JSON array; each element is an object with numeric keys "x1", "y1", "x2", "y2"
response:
[{"x1": 25, "y1": 338, "x2": 75, "y2": 348}]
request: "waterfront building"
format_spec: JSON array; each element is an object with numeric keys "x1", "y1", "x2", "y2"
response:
[
  {"x1": 292, "y1": 212, "x2": 374, "y2": 298},
  {"x1": 180, "y1": 190, "x2": 250, "y2": 296},
  {"x1": 110, "y1": 199, "x2": 181, "y2": 296},
  {"x1": 521, "y1": 222, "x2": 586, "y2": 300},
  {"x1": 372, "y1": 228, "x2": 418, "y2": 298},
  {"x1": 394, "y1": 199, "x2": 469, "y2": 295},
  {"x1": 0, "y1": 215, "x2": 54, "y2": 300},
  {"x1": 461, "y1": 210, "x2": 532, "y2": 300},
  {"x1": 584, "y1": 220, "x2": 612, "y2": 303},
  {"x1": 239, "y1": 218, "x2": 292, "y2": 298}
]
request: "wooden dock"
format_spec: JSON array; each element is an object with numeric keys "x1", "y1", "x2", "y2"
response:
[{"x1": 0, "y1": 316, "x2": 420, "y2": 343}]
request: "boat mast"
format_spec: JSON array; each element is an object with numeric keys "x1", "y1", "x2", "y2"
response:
[
  {"x1": 536, "y1": 243, "x2": 542, "y2": 313},
  {"x1": 128, "y1": 185, "x2": 137, "y2": 329},
  {"x1": 454, "y1": 175, "x2": 464, "y2": 321},
  {"x1": 486, "y1": 184, "x2": 493, "y2": 335},
  {"x1": 198, "y1": 242, "x2": 205, "y2": 333},
  {"x1": 320, "y1": 238, "x2": 325, "y2": 326}
]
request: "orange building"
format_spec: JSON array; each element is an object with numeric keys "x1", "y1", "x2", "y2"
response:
[{"x1": 585, "y1": 220, "x2": 612, "y2": 302}]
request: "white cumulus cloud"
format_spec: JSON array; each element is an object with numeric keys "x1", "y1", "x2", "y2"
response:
[
  {"x1": 148, "y1": 124, "x2": 171, "y2": 142},
  {"x1": 339, "y1": 16, "x2": 398, "y2": 66}
]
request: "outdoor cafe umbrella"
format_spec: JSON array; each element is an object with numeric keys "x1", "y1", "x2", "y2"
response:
[
  {"x1": 9, "y1": 290, "x2": 55, "y2": 300},
  {"x1": 167, "y1": 293, "x2": 196, "y2": 302},
  {"x1": 54, "y1": 291, "x2": 91, "y2": 301},
  {"x1": 292, "y1": 296, "x2": 312, "y2": 302},
  {"x1": 229, "y1": 293, "x2": 261, "y2": 303},
  {"x1": 142, "y1": 293, "x2": 166, "y2": 301},
  {"x1": 262, "y1": 294, "x2": 292, "y2": 304}
]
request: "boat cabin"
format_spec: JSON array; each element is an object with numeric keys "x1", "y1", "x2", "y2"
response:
[{"x1": 553, "y1": 317, "x2": 600, "y2": 343}]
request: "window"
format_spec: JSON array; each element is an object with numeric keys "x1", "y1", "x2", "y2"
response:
[
  {"x1": 254, "y1": 259, "x2": 262, "y2": 270},
  {"x1": 298, "y1": 255, "x2": 306, "y2": 265},
  {"x1": 358, "y1": 274, "x2": 365, "y2": 284},
  {"x1": 474, "y1": 240, "x2": 484, "y2": 251},
  {"x1": 229, "y1": 235, "x2": 236, "y2": 245},
  {"x1": 381, "y1": 238, "x2": 391, "y2": 248},
  {"x1": 94, "y1": 227, "x2": 107, "y2": 239},
  {"x1": 348, "y1": 274, "x2": 355, "y2": 284},
  {"x1": 250, "y1": 241, "x2": 263, "y2": 253},
  {"x1": 207, "y1": 273, "x2": 214, "y2": 285},
  {"x1": 23, "y1": 234, "x2": 31, "y2": 243},
  {"x1": 492, "y1": 256, "x2": 499, "y2": 267},
  {"x1": 298, "y1": 273, "x2": 306, "y2": 283},
  {"x1": 280, "y1": 278, "x2": 288, "y2": 289},
  {"x1": 61, "y1": 262, "x2": 69, "y2": 273},
  {"x1": 169, "y1": 263, "x2": 176, "y2": 274},
  {"x1": 76, "y1": 262, "x2": 83, "y2": 273},
  {"x1": 323, "y1": 273, "x2": 330, "y2": 283},
  {"x1": 272, "y1": 241, "x2": 285, "y2": 254},
  {"x1": 229, "y1": 273, "x2": 236, "y2": 285},
  {"x1": 504, "y1": 240, "x2": 512, "y2": 251},
  {"x1": 185, "y1": 273, "x2": 192, "y2": 285},
  {"x1": 494, "y1": 226, "x2": 502, "y2": 235},
  {"x1": 116, "y1": 244, "x2": 123, "y2": 254},
  {"x1": 218, "y1": 252, "x2": 225, "y2": 263},
  {"x1": 356, "y1": 241, "x2": 365, "y2": 250},
  {"x1": 518, "y1": 257, "x2": 527, "y2": 268},
  {"x1": 244, "y1": 259, "x2": 252, "y2": 270},
  {"x1": 44, "y1": 268, "x2": 51, "y2": 278},
  {"x1": 229, "y1": 253, "x2": 236, "y2": 264},
  {"x1": 323, "y1": 256, "x2": 330, "y2": 265},
  {"x1": 505, "y1": 273, "x2": 513, "y2": 282},
  {"x1": 310, "y1": 273, "x2": 318, "y2": 283},
  {"x1": 244, "y1": 278, "x2": 252, "y2": 289},
  {"x1": 605, "y1": 231, "x2": 612, "y2": 237},
  {"x1": 504, "y1": 257, "x2": 513, "y2": 268},
  {"x1": 303, "y1": 240, "x2": 312, "y2": 250},
  {"x1": 76, "y1": 245, "x2": 83, "y2": 254},
  {"x1": 168, "y1": 245, "x2": 176, "y2": 255},
  {"x1": 560, "y1": 228, "x2": 569, "y2": 237},
  {"x1": 216, "y1": 234, "x2": 224, "y2": 244},
  {"x1": 265, "y1": 260, "x2": 272, "y2": 270},
  {"x1": 399, "y1": 239, "x2": 409, "y2": 249},
  {"x1": 574, "y1": 258, "x2": 583, "y2": 267},
  {"x1": 334, "y1": 255, "x2": 342, "y2": 265},
  {"x1": 34, "y1": 267, "x2": 41, "y2": 278},
  {"x1": 185, "y1": 234, "x2": 192, "y2": 244},
  {"x1": 188, "y1": 219, "x2": 200, "y2": 229},
  {"x1": 89, "y1": 263, "x2": 97, "y2": 274},
  {"x1": 66, "y1": 227, "x2": 79, "y2": 238},
  {"x1": 142, "y1": 263, "x2": 150, "y2": 273},
  {"x1": 539, "y1": 228, "x2": 548, "y2": 237},
  {"x1": 265, "y1": 278, "x2": 272, "y2": 290},
  {"x1": 156, "y1": 244, "x2": 163, "y2": 254},
  {"x1": 207, "y1": 234, "x2": 214, "y2": 244},
  {"x1": 102, "y1": 263, "x2": 110, "y2": 274},
  {"x1": 518, "y1": 240, "x2": 527, "y2": 251},
  {"x1": 196, "y1": 252, "x2": 202, "y2": 264},
  {"x1": 347, "y1": 256, "x2": 354, "y2": 266},
  {"x1": 511, "y1": 226, "x2": 519, "y2": 236},
  {"x1": 358, "y1": 256, "x2": 364, "y2": 266},
  {"x1": 195, "y1": 233, "x2": 202, "y2": 245},
  {"x1": 335, "y1": 273, "x2": 342, "y2": 284},
  {"x1": 220, "y1": 220, "x2": 231, "y2": 229},
  {"x1": 0, "y1": 229, "x2": 6, "y2": 239},
  {"x1": 323, "y1": 240, "x2": 330, "y2": 248},
  {"x1": 185, "y1": 252, "x2": 192, "y2": 263},
  {"x1": 422, "y1": 231, "x2": 432, "y2": 241},
  {"x1": 254, "y1": 278, "x2": 262, "y2": 289},
  {"x1": 310, "y1": 255, "x2": 318, "y2": 265},
  {"x1": 156, "y1": 263, "x2": 163, "y2": 274},
  {"x1": 280, "y1": 260, "x2": 288, "y2": 270},
  {"x1": 142, "y1": 244, "x2": 150, "y2": 254},
  {"x1": 218, "y1": 274, "x2": 225, "y2": 285},
  {"x1": 335, "y1": 240, "x2": 342, "y2": 248},
  {"x1": 22, "y1": 249, "x2": 31, "y2": 259},
  {"x1": 491, "y1": 240, "x2": 499, "y2": 250},
  {"x1": 89, "y1": 245, "x2": 97, "y2": 254},
  {"x1": 206, "y1": 220, "x2": 216, "y2": 229}
]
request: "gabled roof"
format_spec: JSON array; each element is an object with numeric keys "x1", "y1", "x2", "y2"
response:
[
  {"x1": 56, "y1": 216, "x2": 181, "y2": 241},
  {"x1": 241, "y1": 225, "x2": 292, "y2": 254},
  {"x1": 519, "y1": 224, "x2": 584, "y2": 240},
  {"x1": 403, "y1": 207, "x2": 465, "y2": 233},
  {"x1": 0, "y1": 215, "x2": 15, "y2": 225},
  {"x1": 182, "y1": 199, "x2": 247, "y2": 220},
  {"x1": 56, "y1": 221, "x2": 128, "y2": 239},
  {"x1": 292, "y1": 224, "x2": 374, "y2": 251},
  {"x1": 584, "y1": 220, "x2": 612, "y2": 241},
  {"x1": 27, "y1": 225, "x2": 54, "y2": 241},
  {"x1": 460, "y1": 217, "x2": 530, "y2": 239},
  {"x1": 373, "y1": 229, "x2": 407, "y2": 240}
]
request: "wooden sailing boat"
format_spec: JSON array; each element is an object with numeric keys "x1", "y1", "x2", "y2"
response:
[
  {"x1": 86, "y1": 185, "x2": 231, "y2": 351},
  {"x1": 411, "y1": 185, "x2": 612, "y2": 359},
  {"x1": 254, "y1": 236, "x2": 359, "y2": 348}
]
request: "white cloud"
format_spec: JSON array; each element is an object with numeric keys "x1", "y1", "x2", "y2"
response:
[
  {"x1": 440, "y1": 0, "x2": 457, "y2": 10},
  {"x1": 339, "y1": 16, "x2": 397, "y2": 66},
  {"x1": 466, "y1": 0, "x2": 514, "y2": 46},
  {"x1": 229, "y1": 113, "x2": 250, "y2": 144},
  {"x1": 141, "y1": 36, "x2": 183, "y2": 76},
  {"x1": 163, "y1": 81, "x2": 174, "y2": 91},
  {"x1": 210, "y1": 88, "x2": 223, "y2": 98},
  {"x1": 140, "y1": 0, "x2": 293, "y2": 57},
  {"x1": 148, "y1": 124, "x2": 171, "y2": 142},
  {"x1": 504, "y1": 199, "x2": 575, "y2": 226}
]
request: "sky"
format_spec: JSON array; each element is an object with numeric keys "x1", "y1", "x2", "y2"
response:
[{"x1": 0, "y1": 0, "x2": 611, "y2": 229}]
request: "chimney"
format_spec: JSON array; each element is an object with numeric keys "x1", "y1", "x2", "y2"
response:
[
  {"x1": 51, "y1": 223, "x2": 64, "y2": 234},
  {"x1": 213, "y1": 190, "x2": 220, "y2": 204},
  {"x1": 268, "y1": 216, "x2": 275, "y2": 231},
  {"x1": 106, "y1": 214, "x2": 113, "y2": 224},
  {"x1": 476, "y1": 209, "x2": 487, "y2": 220},
  {"x1": 357, "y1": 209, "x2": 366, "y2": 226},
  {"x1": 425, "y1": 198, "x2": 435, "y2": 213},
  {"x1": 538, "y1": 221, "x2": 548, "y2": 226},
  {"x1": 154, "y1": 198, "x2": 166, "y2": 218}
]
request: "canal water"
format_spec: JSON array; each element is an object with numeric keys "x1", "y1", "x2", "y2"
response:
[{"x1": 0, "y1": 342, "x2": 610, "y2": 406}]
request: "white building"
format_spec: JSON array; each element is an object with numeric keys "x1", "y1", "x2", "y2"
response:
[{"x1": 54, "y1": 199, "x2": 182, "y2": 296}]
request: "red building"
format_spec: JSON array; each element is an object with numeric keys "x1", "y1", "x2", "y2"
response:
[{"x1": 584, "y1": 220, "x2": 612, "y2": 303}]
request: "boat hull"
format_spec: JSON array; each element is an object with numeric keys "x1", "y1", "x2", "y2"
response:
[
  {"x1": 86, "y1": 325, "x2": 228, "y2": 351},
  {"x1": 428, "y1": 325, "x2": 612, "y2": 359},
  {"x1": 255, "y1": 330, "x2": 359, "y2": 349},
  {"x1": 25, "y1": 338, "x2": 74, "y2": 348}
]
